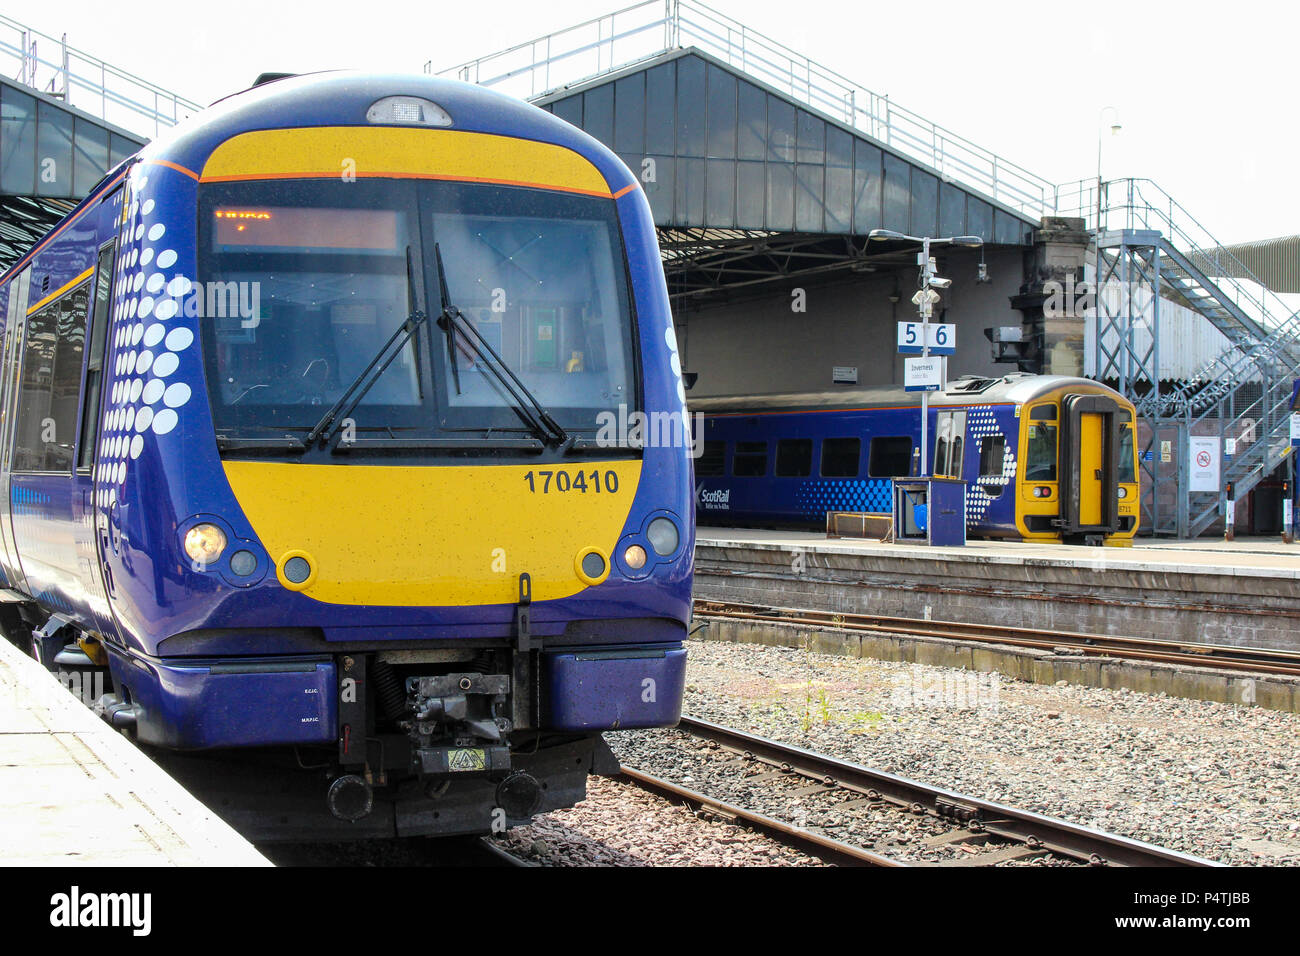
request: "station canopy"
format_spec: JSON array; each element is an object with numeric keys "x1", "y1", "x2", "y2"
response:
[
  {"x1": 0, "y1": 76, "x2": 145, "y2": 271},
  {"x1": 534, "y1": 49, "x2": 1036, "y2": 305}
]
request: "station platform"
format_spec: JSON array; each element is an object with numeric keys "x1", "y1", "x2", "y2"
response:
[
  {"x1": 0, "y1": 636, "x2": 268, "y2": 866},
  {"x1": 694, "y1": 529, "x2": 1300, "y2": 652}
]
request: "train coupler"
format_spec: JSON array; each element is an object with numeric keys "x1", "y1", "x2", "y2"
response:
[{"x1": 405, "y1": 672, "x2": 515, "y2": 780}]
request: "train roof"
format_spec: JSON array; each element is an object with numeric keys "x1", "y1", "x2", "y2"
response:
[
  {"x1": 142, "y1": 71, "x2": 635, "y2": 197},
  {"x1": 1, "y1": 71, "x2": 639, "y2": 291},
  {"x1": 689, "y1": 374, "x2": 1126, "y2": 415}
]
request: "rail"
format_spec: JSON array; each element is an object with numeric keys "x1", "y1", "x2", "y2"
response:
[
  {"x1": 643, "y1": 716, "x2": 1217, "y2": 866},
  {"x1": 693, "y1": 599, "x2": 1300, "y2": 676}
]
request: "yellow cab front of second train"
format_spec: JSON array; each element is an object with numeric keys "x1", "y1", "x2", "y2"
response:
[{"x1": 1016, "y1": 381, "x2": 1140, "y2": 545}]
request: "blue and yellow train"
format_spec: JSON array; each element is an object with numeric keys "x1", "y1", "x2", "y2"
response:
[
  {"x1": 0, "y1": 72, "x2": 693, "y2": 834},
  {"x1": 693, "y1": 374, "x2": 1139, "y2": 544}
]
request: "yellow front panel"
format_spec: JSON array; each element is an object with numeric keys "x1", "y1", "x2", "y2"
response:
[
  {"x1": 1078, "y1": 412, "x2": 1104, "y2": 526},
  {"x1": 223, "y1": 460, "x2": 642, "y2": 606},
  {"x1": 200, "y1": 127, "x2": 614, "y2": 197}
]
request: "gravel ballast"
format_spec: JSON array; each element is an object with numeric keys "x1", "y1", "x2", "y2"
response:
[
  {"x1": 607, "y1": 637, "x2": 1300, "y2": 866},
  {"x1": 490, "y1": 774, "x2": 827, "y2": 866}
]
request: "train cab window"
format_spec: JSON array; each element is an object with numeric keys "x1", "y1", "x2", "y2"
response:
[
  {"x1": 1025, "y1": 405, "x2": 1058, "y2": 481},
  {"x1": 427, "y1": 184, "x2": 634, "y2": 430},
  {"x1": 1118, "y1": 414, "x2": 1136, "y2": 484},
  {"x1": 775, "y1": 438, "x2": 813, "y2": 477},
  {"x1": 696, "y1": 440, "x2": 726, "y2": 477},
  {"x1": 820, "y1": 437, "x2": 861, "y2": 477},
  {"x1": 732, "y1": 441, "x2": 768, "y2": 477},
  {"x1": 14, "y1": 286, "x2": 89, "y2": 472},
  {"x1": 868, "y1": 436, "x2": 912, "y2": 477}
]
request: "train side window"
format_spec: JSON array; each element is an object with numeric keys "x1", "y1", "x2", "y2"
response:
[
  {"x1": 868, "y1": 436, "x2": 912, "y2": 477},
  {"x1": 79, "y1": 244, "x2": 116, "y2": 472},
  {"x1": 979, "y1": 435, "x2": 1006, "y2": 478},
  {"x1": 14, "y1": 286, "x2": 89, "y2": 473},
  {"x1": 978, "y1": 435, "x2": 1007, "y2": 496},
  {"x1": 48, "y1": 289, "x2": 88, "y2": 472},
  {"x1": 696, "y1": 440, "x2": 725, "y2": 477},
  {"x1": 732, "y1": 441, "x2": 768, "y2": 477},
  {"x1": 948, "y1": 435, "x2": 964, "y2": 477},
  {"x1": 775, "y1": 438, "x2": 812, "y2": 477},
  {"x1": 820, "y1": 437, "x2": 860, "y2": 477},
  {"x1": 1029, "y1": 404, "x2": 1057, "y2": 421},
  {"x1": 13, "y1": 299, "x2": 59, "y2": 472},
  {"x1": 1025, "y1": 422, "x2": 1058, "y2": 481}
]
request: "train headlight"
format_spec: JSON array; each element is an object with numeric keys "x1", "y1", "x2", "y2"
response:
[
  {"x1": 184, "y1": 524, "x2": 227, "y2": 565},
  {"x1": 366, "y1": 96, "x2": 452, "y2": 127},
  {"x1": 647, "y1": 517, "x2": 680, "y2": 556},
  {"x1": 1118, "y1": 486, "x2": 1129, "y2": 499},
  {"x1": 623, "y1": 545, "x2": 647, "y2": 569}
]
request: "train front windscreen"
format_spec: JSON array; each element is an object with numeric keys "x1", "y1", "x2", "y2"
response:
[{"x1": 196, "y1": 178, "x2": 637, "y2": 448}]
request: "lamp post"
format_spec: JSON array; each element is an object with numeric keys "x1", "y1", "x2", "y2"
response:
[
  {"x1": 1096, "y1": 106, "x2": 1122, "y2": 231},
  {"x1": 869, "y1": 229, "x2": 983, "y2": 476}
]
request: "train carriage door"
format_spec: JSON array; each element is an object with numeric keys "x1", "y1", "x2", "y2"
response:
[
  {"x1": 932, "y1": 409, "x2": 966, "y2": 478},
  {"x1": 1060, "y1": 393, "x2": 1121, "y2": 537},
  {"x1": 73, "y1": 241, "x2": 118, "y2": 614},
  {"x1": 0, "y1": 267, "x2": 31, "y2": 593},
  {"x1": 1078, "y1": 412, "x2": 1104, "y2": 526}
]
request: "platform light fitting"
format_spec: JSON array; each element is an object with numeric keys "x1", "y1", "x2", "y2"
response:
[{"x1": 869, "y1": 228, "x2": 983, "y2": 250}]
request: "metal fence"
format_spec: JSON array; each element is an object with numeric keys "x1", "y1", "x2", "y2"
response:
[
  {"x1": 428, "y1": 0, "x2": 1056, "y2": 218},
  {"x1": 0, "y1": 13, "x2": 200, "y2": 140}
]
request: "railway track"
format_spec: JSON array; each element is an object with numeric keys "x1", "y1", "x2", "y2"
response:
[
  {"x1": 694, "y1": 599, "x2": 1300, "y2": 677},
  {"x1": 621, "y1": 716, "x2": 1218, "y2": 867}
]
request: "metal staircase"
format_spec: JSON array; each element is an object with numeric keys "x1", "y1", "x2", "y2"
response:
[
  {"x1": 1157, "y1": 241, "x2": 1272, "y2": 351},
  {"x1": 1058, "y1": 178, "x2": 1300, "y2": 537}
]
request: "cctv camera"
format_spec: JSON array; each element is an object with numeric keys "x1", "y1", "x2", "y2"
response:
[{"x1": 928, "y1": 276, "x2": 952, "y2": 290}]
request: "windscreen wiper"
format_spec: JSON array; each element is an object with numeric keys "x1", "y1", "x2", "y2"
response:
[
  {"x1": 433, "y1": 242, "x2": 569, "y2": 448},
  {"x1": 305, "y1": 246, "x2": 429, "y2": 447}
]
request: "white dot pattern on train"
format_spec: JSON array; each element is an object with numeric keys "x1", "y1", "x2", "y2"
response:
[{"x1": 97, "y1": 171, "x2": 195, "y2": 510}]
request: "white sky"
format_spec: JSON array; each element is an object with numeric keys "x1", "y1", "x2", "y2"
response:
[{"x1": 8, "y1": 0, "x2": 1295, "y2": 244}]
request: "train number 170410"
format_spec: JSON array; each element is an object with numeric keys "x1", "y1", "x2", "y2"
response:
[{"x1": 523, "y1": 469, "x2": 619, "y2": 495}]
